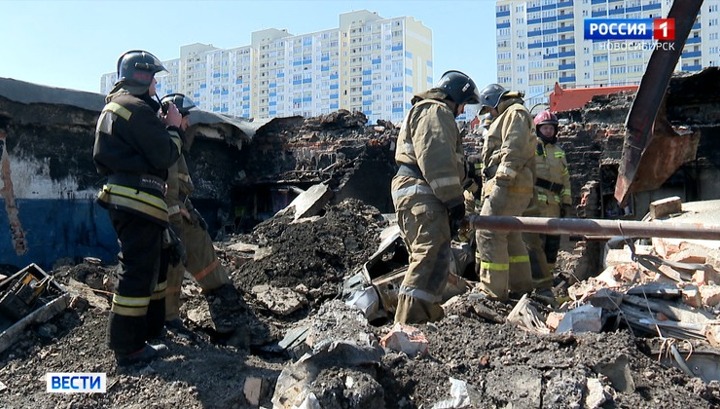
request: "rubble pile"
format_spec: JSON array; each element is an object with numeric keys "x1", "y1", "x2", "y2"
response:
[
  {"x1": 4, "y1": 74, "x2": 720, "y2": 408},
  {"x1": 1, "y1": 195, "x2": 720, "y2": 408},
  {"x1": 231, "y1": 198, "x2": 388, "y2": 291}
]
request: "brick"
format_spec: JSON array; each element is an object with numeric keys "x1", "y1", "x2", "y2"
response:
[
  {"x1": 668, "y1": 247, "x2": 707, "y2": 265},
  {"x1": 649, "y1": 196, "x2": 682, "y2": 219},
  {"x1": 546, "y1": 312, "x2": 564, "y2": 331},
  {"x1": 380, "y1": 323, "x2": 429, "y2": 357},
  {"x1": 681, "y1": 285, "x2": 702, "y2": 308},
  {"x1": 700, "y1": 285, "x2": 720, "y2": 307},
  {"x1": 692, "y1": 268, "x2": 720, "y2": 286}
]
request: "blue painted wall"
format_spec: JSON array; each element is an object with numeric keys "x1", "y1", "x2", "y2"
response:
[{"x1": 0, "y1": 199, "x2": 119, "y2": 271}]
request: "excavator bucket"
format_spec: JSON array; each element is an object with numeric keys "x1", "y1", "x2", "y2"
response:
[{"x1": 614, "y1": 0, "x2": 704, "y2": 206}]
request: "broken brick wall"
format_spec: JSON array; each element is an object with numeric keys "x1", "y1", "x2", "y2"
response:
[
  {"x1": 0, "y1": 81, "x2": 399, "y2": 270},
  {"x1": 0, "y1": 94, "x2": 116, "y2": 270}
]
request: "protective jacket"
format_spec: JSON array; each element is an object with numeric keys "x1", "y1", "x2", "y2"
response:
[
  {"x1": 94, "y1": 89, "x2": 183, "y2": 226},
  {"x1": 480, "y1": 98, "x2": 536, "y2": 195},
  {"x1": 166, "y1": 154, "x2": 194, "y2": 215},
  {"x1": 393, "y1": 90, "x2": 465, "y2": 211},
  {"x1": 534, "y1": 140, "x2": 571, "y2": 216}
]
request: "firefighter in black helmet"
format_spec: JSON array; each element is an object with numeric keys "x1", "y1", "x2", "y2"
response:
[
  {"x1": 159, "y1": 93, "x2": 239, "y2": 336},
  {"x1": 93, "y1": 50, "x2": 183, "y2": 367},
  {"x1": 391, "y1": 70, "x2": 480, "y2": 324}
]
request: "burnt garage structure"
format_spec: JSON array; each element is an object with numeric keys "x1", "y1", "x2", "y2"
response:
[
  {"x1": 1, "y1": 68, "x2": 720, "y2": 271},
  {"x1": 0, "y1": 78, "x2": 396, "y2": 270}
]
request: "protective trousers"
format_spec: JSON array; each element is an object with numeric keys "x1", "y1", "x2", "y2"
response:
[
  {"x1": 539, "y1": 200, "x2": 562, "y2": 265},
  {"x1": 476, "y1": 184, "x2": 533, "y2": 300},
  {"x1": 524, "y1": 232, "x2": 553, "y2": 289},
  {"x1": 523, "y1": 202, "x2": 553, "y2": 289},
  {"x1": 165, "y1": 213, "x2": 231, "y2": 321},
  {"x1": 395, "y1": 201, "x2": 452, "y2": 324},
  {"x1": 164, "y1": 216, "x2": 185, "y2": 321},
  {"x1": 107, "y1": 209, "x2": 167, "y2": 355},
  {"x1": 526, "y1": 199, "x2": 562, "y2": 288},
  {"x1": 184, "y1": 212, "x2": 231, "y2": 291}
]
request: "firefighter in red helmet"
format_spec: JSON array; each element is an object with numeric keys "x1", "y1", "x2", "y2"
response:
[{"x1": 524, "y1": 110, "x2": 572, "y2": 290}]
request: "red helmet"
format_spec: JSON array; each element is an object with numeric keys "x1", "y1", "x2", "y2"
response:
[
  {"x1": 534, "y1": 110, "x2": 559, "y2": 143},
  {"x1": 533, "y1": 110, "x2": 559, "y2": 127}
]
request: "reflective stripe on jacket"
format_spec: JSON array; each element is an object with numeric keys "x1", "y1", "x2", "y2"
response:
[
  {"x1": 535, "y1": 141, "x2": 571, "y2": 207},
  {"x1": 166, "y1": 154, "x2": 194, "y2": 210},
  {"x1": 93, "y1": 90, "x2": 183, "y2": 226},
  {"x1": 392, "y1": 92, "x2": 464, "y2": 210},
  {"x1": 481, "y1": 100, "x2": 535, "y2": 195}
]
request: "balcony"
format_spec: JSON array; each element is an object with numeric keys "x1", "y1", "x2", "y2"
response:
[
  {"x1": 681, "y1": 51, "x2": 702, "y2": 58},
  {"x1": 681, "y1": 64, "x2": 702, "y2": 72}
]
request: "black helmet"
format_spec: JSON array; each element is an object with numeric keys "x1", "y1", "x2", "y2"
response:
[
  {"x1": 436, "y1": 70, "x2": 481, "y2": 105},
  {"x1": 116, "y1": 50, "x2": 166, "y2": 93},
  {"x1": 478, "y1": 83, "x2": 509, "y2": 112},
  {"x1": 160, "y1": 93, "x2": 197, "y2": 116}
]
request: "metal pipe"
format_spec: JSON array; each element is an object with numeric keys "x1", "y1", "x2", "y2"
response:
[{"x1": 465, "y1": 215, "x2": 720, "y2": 241}]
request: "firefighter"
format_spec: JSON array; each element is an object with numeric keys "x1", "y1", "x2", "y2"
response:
[
  {"x1": 524, "y1": 110, "x2": 572, "y2": 289},
  {"x1": 391, "y1": 70, "x2": 480, "y2": 324},
  {"x1": 475, "y1": 84, "x2": 536, "y2": 301},
  {"x1": 159, "y1": 93, "x2": 236, "y2": 333},
  {"x1": 93, "y1": 50, "x2": 183, "y2": 366}
]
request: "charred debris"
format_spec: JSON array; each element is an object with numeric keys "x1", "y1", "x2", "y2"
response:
[{"x1": 1, "y1": 69, "x2": 720, "y2": 407}]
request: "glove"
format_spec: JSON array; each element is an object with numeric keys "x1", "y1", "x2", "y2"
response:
[
  {"x1": 560, "y1": 204, "x2": 573, "y2": 218},
  {"x1": 448, "y1": 203, "x2": 466, "y2": 236},
  {"x1": 192, "y1": 208, "x2": 208, "y2": 231},
  {"x1": 163, "y1": 227, "x2": 186, "y2": 267}
]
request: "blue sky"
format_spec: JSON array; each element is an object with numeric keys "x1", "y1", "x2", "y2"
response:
[{"x1": 1, "y1": 0, "x2": 498, "y2": 94}]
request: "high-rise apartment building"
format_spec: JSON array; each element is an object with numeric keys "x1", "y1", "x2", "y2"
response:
[
  {"x1": 101, "y1": 10, "x2": 432, "y2": 123},
  {"x1": 496, "y1": 0, "x2": 720, "y2": 108}
]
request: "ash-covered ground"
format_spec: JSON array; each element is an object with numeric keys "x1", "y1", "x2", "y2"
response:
[{"x1": 0, "y1": 198, "x2": 718, "y2": 409}]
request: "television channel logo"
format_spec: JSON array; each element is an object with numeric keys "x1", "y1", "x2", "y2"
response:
[
  {"x1": 46, "y1": 372, "x2": 107, "y2": 393},
  {"x1": 584, "y1": 18, "x2": 675, "y2": 41}
]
